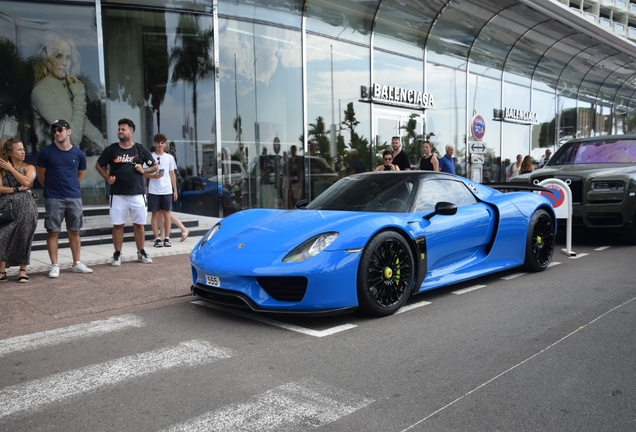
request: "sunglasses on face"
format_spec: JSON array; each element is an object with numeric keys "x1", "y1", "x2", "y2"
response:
[
  {"x1": 384, "y1": 157, "x2": 392, "y2": 161},
  {"x1": 52, "y1": 127, "x2": 66, "y2": 134}
]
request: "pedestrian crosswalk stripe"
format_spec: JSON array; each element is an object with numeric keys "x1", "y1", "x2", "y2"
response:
[
  {"x1": 0, "y1": 314, "x2": 145, "y2": 357},
  {"x1": 0, "y1": 340, "x2": 233, "y2": 419},
  {"x1": 160, "y1": 378, "x2": 374, "y2": 432}
]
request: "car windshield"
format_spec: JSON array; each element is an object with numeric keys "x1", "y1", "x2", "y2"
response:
[
  {"x1": 306, "y1": 174, "x2": 417, "y2": 212},
  {"x1": 549, "y1": 139, "x2": 636, "y2": 166}
]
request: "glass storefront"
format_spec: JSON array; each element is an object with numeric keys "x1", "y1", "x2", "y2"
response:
[{"x1": 2, "y1": 0, "x2": 636, "y2": 217}]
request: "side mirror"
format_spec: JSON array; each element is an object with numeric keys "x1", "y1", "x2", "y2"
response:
[
  {"x1": 423, "y1": 201, "x2": 457, "y2": 220},
  {"x1": 295, "y1": 199, "x2": 309, "y2": 209}
]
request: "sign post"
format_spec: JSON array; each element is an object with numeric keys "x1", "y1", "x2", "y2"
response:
[{"x1": 536, "y1": 178, "x2": 576, "y2": 257}]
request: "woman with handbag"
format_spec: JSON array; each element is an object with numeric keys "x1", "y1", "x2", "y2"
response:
[{"x1": 0, "y1": 138, "x2": 39, "y2": 283}]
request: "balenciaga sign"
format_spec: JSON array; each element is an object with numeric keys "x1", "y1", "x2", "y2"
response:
[
  {"x1": 360, "y1": 84, "x2": 434, "y2": 110},
  {"x1": 493, "y1": 107, "x2": 538, "y2": 125}
]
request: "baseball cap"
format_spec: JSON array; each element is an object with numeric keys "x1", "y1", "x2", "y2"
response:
[{"x1": 50, "y1": 119, "x2": 71, "y2": 130}]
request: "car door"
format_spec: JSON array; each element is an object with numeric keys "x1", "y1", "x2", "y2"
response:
[{"x1": 414, "y1": 179, "x2": 495, "y2": 287}]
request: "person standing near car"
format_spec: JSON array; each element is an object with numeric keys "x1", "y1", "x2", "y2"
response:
[
  {"x1": 36, "y1": 119, "x2": 93, "y2": 278},
  {"x1": 391, "y1": 136, "x2": 411, "y2": 171},
  {"x1": 95, "y1": 118, "x2": 157, "y2": 266},
  {"x1": 538, "y1": 149, "x2": 552, "y2": 168},
  {"x1": 438, "y1": 144, "x2": 455, "y2": 174},
  {"x1": 418, "y1": 140, "x2": 439, "y2": 172},
  {"x1": 143, "y1": 133, "x2": 178, "y2": 248}
]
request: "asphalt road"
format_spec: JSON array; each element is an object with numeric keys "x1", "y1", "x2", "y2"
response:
[{"x1": 0, "y1": 233, "x2": 634, "y2": 431}]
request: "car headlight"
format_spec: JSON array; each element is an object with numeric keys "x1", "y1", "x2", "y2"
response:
[
  {"x1": 282, "y1": 232, "x2": 339, "y2": 262},
  {"x1": 591, "y1": 181, "x2": 624, "y2": 191},
  {"x1": 198, "y1": 224, "x2": 221, "y2": 249}
]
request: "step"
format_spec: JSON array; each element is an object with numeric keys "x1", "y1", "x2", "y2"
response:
[{"x1": 32, "y1": 206, "x2": 220, "y2": 252}]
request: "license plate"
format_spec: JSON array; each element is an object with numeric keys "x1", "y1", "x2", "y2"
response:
[{"x1": 205, "y1": 275, "x2": 220, "y2": 287}]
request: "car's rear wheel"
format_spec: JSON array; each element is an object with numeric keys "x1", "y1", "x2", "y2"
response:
[
  {"x1": 523, "y1": 209, "x2": 555, "y2": 272},
  {"x1": 357, "y1": 231, "x2": 414, "y2": 316}
]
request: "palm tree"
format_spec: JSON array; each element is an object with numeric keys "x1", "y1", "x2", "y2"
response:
[{"x1": 169, "y1": 14, "x2": 215, "y2": 176}]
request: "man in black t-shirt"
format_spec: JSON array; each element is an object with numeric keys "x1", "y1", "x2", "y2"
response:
[
  {"x1": 96, "y1": 118, "x2": 157, "y2": 266},
  {"x1": 391, "y1": 136, "x2": 411, "y2": 171}
]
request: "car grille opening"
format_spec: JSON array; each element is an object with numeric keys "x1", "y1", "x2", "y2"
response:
[{"x1": 257, "y1": 277, "x2": 308, "y2": 302}]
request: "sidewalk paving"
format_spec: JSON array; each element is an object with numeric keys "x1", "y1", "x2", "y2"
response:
[{"x1": 0, "y1": 235, "x2": 203, "y2": 339}]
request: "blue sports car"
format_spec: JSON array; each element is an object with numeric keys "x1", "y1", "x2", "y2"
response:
[{"x1": 190, "y1": 172, "x2": 556, "y2": 316}]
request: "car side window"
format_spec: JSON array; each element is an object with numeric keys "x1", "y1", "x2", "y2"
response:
[{"x1": 414, "y1": 179, "x2": 477, "y2": 213}]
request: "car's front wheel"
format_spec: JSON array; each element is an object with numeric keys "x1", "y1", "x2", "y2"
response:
[
  {"x1": 357, "y1": 231, "x2": 414, "y2": 316},
  {"x1": 523, "y1": 209, "x2": 555, "y2": 272}
]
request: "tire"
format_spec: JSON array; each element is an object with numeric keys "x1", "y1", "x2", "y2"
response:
[
  {"x1": 357, "y1": 231, "x2": 415, "y2": 316},
  {"x1": 523, "y1": 209, "x2": 555, "y2": 272}
]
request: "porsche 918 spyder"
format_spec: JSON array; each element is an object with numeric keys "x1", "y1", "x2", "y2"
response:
[{"x1": 190, "y1": 172, "x2": 556, "y2": 316}]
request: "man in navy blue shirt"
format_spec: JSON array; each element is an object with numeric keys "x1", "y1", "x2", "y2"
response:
[
  {"x1": 37, "y1": 119, "x2": 93, "y2": 278},
  {"x1": 438, "y1": 144, "x2": 456, "y2": 174}
]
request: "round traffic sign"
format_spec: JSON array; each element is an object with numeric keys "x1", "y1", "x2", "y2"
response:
[
  {"x1": 472, "y1": 115, "x2": 486, "y2": 140},
  {"x1": 541, "y1": 184, "x2": 565, "y2": 208}
]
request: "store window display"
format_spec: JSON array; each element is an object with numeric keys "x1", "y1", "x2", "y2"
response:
[{"x1": 31, "y1": 32, "x2": 106, "y2": 156}]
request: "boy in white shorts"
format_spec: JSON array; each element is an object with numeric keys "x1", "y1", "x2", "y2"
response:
[{"x1": 95, "y1": 118, "x2": 157, "y2": 266}]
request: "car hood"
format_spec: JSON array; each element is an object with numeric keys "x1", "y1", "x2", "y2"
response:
[
  {"x1": 529, "y1": 164, "x2": 636, "y2": 179},
  {"x1": 201, "y1": 209, "x2": 414, "y2": 254}
]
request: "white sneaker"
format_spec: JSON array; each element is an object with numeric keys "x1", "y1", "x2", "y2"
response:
[
  {"x1": 48, "y1": 264, "x2": 60, "y2": 278},
  {"x1": 137, "y1": 249, "x2": 153, "y2": 264},
  {"x1": 111, "y1": 252, "x2": 122, "y2": 267},
  {"x1": 72, "y1": 261, "x2": 93, "y2": 274}
]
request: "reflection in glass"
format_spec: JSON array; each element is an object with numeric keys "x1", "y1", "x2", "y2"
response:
[
  {"x1": 468, "y1": 73, "x2": 501, "y2": 181},
  {"x1": 373, "y1": 0, "x2": 437, "y2": 58},
  {"x1": 503, "y1": 81, "x2": 531, "y2": 167},
  {"x1": 305, "y1": 0, "x2": 376, "y2": 45},
  {"x1": 218, "y1": 0, "x2": 303, "y2": 29},
  {"x1": 532, "y1": 89, "x2": 556, "y2": 158},
  {"x1": 0, "y1": 2, "x2": 105, "y2": 204},
  {"x1": 218, "y1": 18, "x2": 302, "y2": 210},
  {"x1": 103, "y1": 8, "x2": 217, "y2": 215},
  {"x1": 426, "y1": 63, "x2": 466, "y2": 177},
  {"x1": 306, "y1": 35, "x2": 370, "y2": 180},
  {"x1": 104, "y1": 0, "x2": 212, "y2": 13}
]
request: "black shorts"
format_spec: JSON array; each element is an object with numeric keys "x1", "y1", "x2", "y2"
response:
[{"x1": 147, "y1": 194, "x2": 173, "y2": 212}]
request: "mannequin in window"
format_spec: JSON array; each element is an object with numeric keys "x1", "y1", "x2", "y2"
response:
[{"x1": 31, "y1": 32, "x2": 105, "y2": 155}]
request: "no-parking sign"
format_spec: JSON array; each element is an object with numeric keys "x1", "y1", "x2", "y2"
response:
[
  {"x1": 537, "y1": 179, "x2": 571, "y2": 219},
  {"x1": 536, "y1": 178, "x2": 576, "y2": 257}
]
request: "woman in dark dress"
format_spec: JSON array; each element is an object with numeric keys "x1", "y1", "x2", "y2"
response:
[
  {"x1": 0, "y1": 138, "x2": 39, "y2": 283},
  {"x1": 419, "y1": 141, "x2": 439, "y2": 171}
]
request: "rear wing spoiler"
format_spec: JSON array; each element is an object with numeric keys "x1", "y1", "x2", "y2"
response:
[{"x1": 487, "y1": 182, "x2": 553, "y2": 194}]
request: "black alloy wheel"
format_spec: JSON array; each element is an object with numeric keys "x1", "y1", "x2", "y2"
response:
[
  {"x1": 523, "y1": 209, "x2": 555, "y2": 272},
  {"x1": 357, "y1": 231, "x2": 414, "y2": 316}
]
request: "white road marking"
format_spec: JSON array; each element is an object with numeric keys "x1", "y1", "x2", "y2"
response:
[
  {"x1": 0, "y1": 340, "x2": 233, "y2": 419},
  {"x1": 500, "y1": 272, "x2": 527, "y2": 281},
  {"x1": 396, "y1": 301, "x2": 432, "y2": 314},
  {"x1": 594, "y1": 246, "x2": 611, "y2": 251},
  {"x1": 0, "y1": 314, "x2": 145, "y2": 357},
  {"x1": 160, "y1": 378, "x2": 374, "y2": 432},
  {"x1": 548, "y1": 261, "x2": 561, "y2": 267},
  {"x1": 400, "y1": 295, "x2": 636, "y2": 431},
  {"x1": 570, "y1": 253, "x2": 589, "y2": 259},
  {"x1": 452, "y1": 285, "x2": 487, "y2": 295},
  {"x1": 192, "y1": 301, "x2": 357, "y2": 337}
]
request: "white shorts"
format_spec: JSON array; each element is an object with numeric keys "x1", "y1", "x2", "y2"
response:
[{"x1": 110, "y1": 195, "x2": 148, "y2": 225}]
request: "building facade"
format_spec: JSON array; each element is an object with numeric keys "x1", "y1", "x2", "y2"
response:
[{"x1": 2, "y1": 0, "x2": 636, "y2": 216}]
